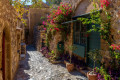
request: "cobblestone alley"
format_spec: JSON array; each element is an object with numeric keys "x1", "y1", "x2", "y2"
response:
[{"x1": 15, "y1": 45, "x2": 87, "y2": 80}]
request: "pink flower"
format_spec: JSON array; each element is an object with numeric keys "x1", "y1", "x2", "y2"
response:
[
  {"x1": 43, "y1": 28, "x2": 47, "y2": 31},
  {"x1": 60, "y1": 2, "x2": 63, "y2": 4},
  {"x1": 50, "y1": 28, "x2": 52, "y2": 31},
  {"x1": 58, "y1": 6, "x2": 60, "y2": 9},
  {"x1": 54, "y1": 28, "x2": 60, "y2": 31},
  {"x1": 42, "y1": 21, "x2": 46, "y2": 25},
  {"x1": 47, "y1": 15, "x2": 51, "y2": 18},
  {"x1": 111, "y1": 44, "x2": 115, "y2": 47},
  {"x1": 100, "y1": 0, "x2": 109, "y2": 8},
  {"x1": 50, "y1": 19, "x2": 54, "y2": 24},
  {"x1": 62, "y1": 5, "x2": 65, "y2": 7}
]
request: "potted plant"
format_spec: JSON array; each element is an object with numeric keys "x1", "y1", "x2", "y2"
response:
[
  {"x1": 65, "y1": 45, "x2": 77, "y2": 72},
  {"x1": 87, "y1": 49, "x2": 102, "y2": 80}
]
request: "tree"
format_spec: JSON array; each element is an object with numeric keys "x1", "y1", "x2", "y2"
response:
[
  {"x1": 8, "y1": 0, "x2": 43, "y2": 24},
  {"x1": 46, "y1": 0, "x2": 61, "y2": 5}
]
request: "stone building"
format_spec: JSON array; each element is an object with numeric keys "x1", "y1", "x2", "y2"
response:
[
  {"x1": 33, "y1": 25, "x2": 46, "y2": 51},
  {"x1": 27, "y1": 3, "x2": 50, "y2": 44},
  {"x1": 48, "y1": 0, "x2": 99, "y2": 63},
  {"x1": 60, "y1": 0, "x2": 100, "y2": 67},
  {"x1": 0, "y1": 0, "x2": 24, "y2": 80},
  {"x1": 60, "y1": 0, "x2": 120, "y2": 67},
  {"x1": 48, "y1": 0, "x2": 120, "y2": 68}
]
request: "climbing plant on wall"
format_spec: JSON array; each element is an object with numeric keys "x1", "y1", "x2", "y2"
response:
[
  {"x1": 42, "y1": 2, "x2": 73, "y2": 46},
  {"x1": 9, "y1": 0, "x2": 44, "y2": 25},
  {"x1": 77, "y1": 0, "x2": 120, "y2": 79},
  {"x1": 78, "y1": 1, "x2": 111, "y2": 45}
]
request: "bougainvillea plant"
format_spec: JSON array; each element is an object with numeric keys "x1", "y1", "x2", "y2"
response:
[
  {"x1": 110, "y1": 44, "x2": 120, "y2": 59},
  {"x1": 42, "y1": 2, "x2": 73, "y2": 32},
  {"x1": 42, "y1": 2, "x2": 73, "y2": 47},
  {"x1": 48, "y1": 2, "x2": 73, "y2": 24},
  {"x1": 100, "y1": 0, "x2": 110, "y2": 8},
  {"x1": 78, "y1": 0, "x2": 119, "y2": 79}
]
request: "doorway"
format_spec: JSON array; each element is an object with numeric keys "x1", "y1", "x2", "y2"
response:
[{"x1": 2, "y1": 32, "x2": 5, "y2": 80}]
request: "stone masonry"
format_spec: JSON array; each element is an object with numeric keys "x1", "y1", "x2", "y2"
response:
[
  {"x1": 0, "y1": 0, "x2": 23, "y2": 80},
  {"x1": 15, "y1": 45, "x2": 87, "y2": 80}
]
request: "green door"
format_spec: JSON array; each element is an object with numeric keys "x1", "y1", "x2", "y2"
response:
[{"x1": 87, "y1": 24, "x2": 101, "y2": 68}]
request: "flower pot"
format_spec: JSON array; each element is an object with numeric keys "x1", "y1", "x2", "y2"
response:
[
  {"x1": 64, "y1": 60, "x2": 67, "y2": 64},
  {"x1": 66, "y1": 63, "x2": 74, "y2": 72},
  {"x1": 87, "y1": 71, "x2": 98, "y2": 80}
]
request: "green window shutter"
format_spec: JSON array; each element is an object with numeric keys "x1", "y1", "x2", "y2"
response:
[
  {"x1": 73, "y1": 44, "x2": 85, "y2": 58},
  {"x1": 87, "y1": 24, "x2": 101, "y2": 68},
  {"x1": 73, "y1": 21, "x2": 86, "y2": 58}
]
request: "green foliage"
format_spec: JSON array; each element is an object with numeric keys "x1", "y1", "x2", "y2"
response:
[
  {"x1": 48, "y1": 50, "x2": 57, "y2": 60},
  {"x1": 68, "y1": 45, "x2": 77, "y2": 51},
  {"x1": 88, "y1": 49, "x2": 102, "y2": 69},
  {"x1": 46, "y1": 0, "x2": 61, "y2": 5},
  {"x1": 68, "y1": 45, "x2": 77, "y2": 63},
  {"x1": 96, "y1": 67, "x2": 111, "y2": 80},
  {"x1": 78, "y1": 6, "x2": 111, "y2": 45}
]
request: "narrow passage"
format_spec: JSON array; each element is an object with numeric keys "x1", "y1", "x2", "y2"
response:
[{"x1": 15, "y1": 45, "x2": 87, "y2": 80}]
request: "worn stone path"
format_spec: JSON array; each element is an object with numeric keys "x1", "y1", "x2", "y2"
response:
[{"x1": 15, "y1": 45, "x2": 88, "y2": 80}]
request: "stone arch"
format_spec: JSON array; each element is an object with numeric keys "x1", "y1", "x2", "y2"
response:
[{"x1": 0, "y1": 21, "x2": 12, "y2": 80}]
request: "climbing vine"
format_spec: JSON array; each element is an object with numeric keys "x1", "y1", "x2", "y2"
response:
[
  {"x1": 78, "y1": 0, "x2": 120, "y2": 79},
  {"x1": 78, "y1": 3, "x2": 111, "y2": 45}
]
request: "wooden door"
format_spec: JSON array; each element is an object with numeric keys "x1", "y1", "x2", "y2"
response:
[
  {"x1": 87, "y1": 24, "x2": 101, "y2": 68},
  {"x1": 2, "y1": 32, "x2": 5, "y2": 80}
]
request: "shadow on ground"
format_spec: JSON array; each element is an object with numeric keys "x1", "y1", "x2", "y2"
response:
[
  {"x1": 26, "y1": 45, "x2": 36, "y2": 51},
  {"x1": 14, "y1": 46, "x2": 32, "y2": 80}
]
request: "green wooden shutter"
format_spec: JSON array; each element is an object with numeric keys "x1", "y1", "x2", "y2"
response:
[
  {"x1": 87, "y1": 24, "x2": 101, "y2": 68},
  {"x1": 73, "y1": 21, "x2": 86, "y2": 58}
]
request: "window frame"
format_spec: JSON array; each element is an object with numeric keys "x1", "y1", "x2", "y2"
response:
[{"x1": 73, "y1": 21, "x2": 87, "y2": 46}]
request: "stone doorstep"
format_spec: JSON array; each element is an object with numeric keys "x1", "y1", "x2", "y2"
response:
[
  {"x1": 49, "y1": 60, "x2": 63, "y2": 64},
  {"x1": 77, "y1": 67, "x2": 92, "y2": 77}
]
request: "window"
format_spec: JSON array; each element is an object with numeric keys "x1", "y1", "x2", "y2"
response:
[
  {"x1": 74, "y1": 21, "x2": 80, "y2": 44},
  {"x1": 80, "y1": 23, "x2": 87, "y2": 45},
  {"x1": 74, "y1": 21, "x2": 87, "y2": 45}
]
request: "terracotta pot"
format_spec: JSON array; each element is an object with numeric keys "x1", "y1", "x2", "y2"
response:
[
  {"x1": 87, "y1": 71, "x2": 98, "y2": 80},
  {"x1": 66, "y1": 63, "x2": 74, "y2": 72},
  {"x1": 64, "y1": 60, "x2": 67, "y2": 64}
]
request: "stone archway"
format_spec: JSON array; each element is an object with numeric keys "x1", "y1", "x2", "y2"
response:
[{"x1": 0, "y1": 26, "x2": 12, "y2": 80}]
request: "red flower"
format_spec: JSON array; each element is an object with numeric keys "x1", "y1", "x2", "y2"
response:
[
  {"x1": 43, "y1": 28, "x2": 47, "y2": 31},
  {"x1": 100, "y1": 0, "x2": 109, "y2": 8},
  {"x1": 54, "y1": 28, "x2": 60, "y2": 31},
  {"x1": 42, "y1": 21, "x2": 46, "y2": 25},
  {"x1": 50, "y1": 19, "x2": 54, "y2": 24},
  {"x1": 50, "y1": 28, "x2": 52, "y2": 31},
  {"x1": 116, "y1": 46, "x2": 119, "y2": 50}
]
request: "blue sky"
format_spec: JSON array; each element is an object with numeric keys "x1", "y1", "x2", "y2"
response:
[{"x1": 42, "y1": 0, "x2": 46, "y2": 3}]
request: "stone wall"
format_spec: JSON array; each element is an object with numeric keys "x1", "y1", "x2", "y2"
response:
[
  {"x1": 62, "y1": 0, "x2": 120, "y2": 61},
  {"x1": 48, "y1": 0, "x2": 98, "y2": 59},
  {"x1": 33, "y1": 26, "x2": 41, "y2": 51},
  {"x1": 28, "y1": 8, "x2": 50, "y2": 44},
  {"x1": 62, "y1": 0, "x2": 100, "y2": 16},
  {"x1": 0, "y1": 0, "x2": 22, "y2": 80},
  {"x1": 49, "y1": 31, "x2": 62, "y2": 54},
  {"x1": 100, "y1": 0, "x2": 120, "y2": 52}
]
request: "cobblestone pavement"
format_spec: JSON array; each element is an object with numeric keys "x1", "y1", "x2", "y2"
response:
[{"x1": 15, "y1": 45, "x2": 88, "y2": 80}]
